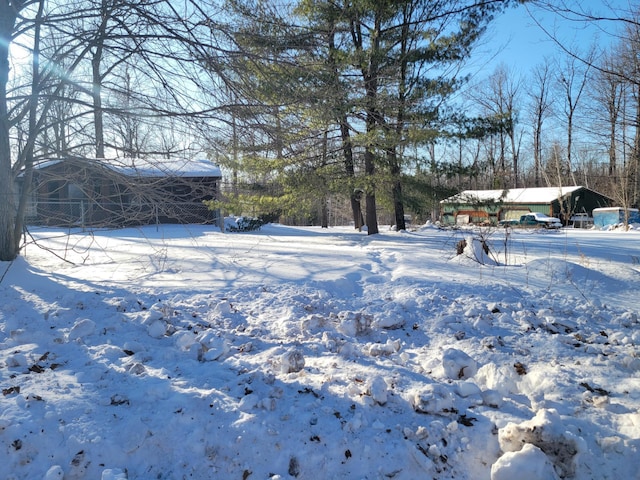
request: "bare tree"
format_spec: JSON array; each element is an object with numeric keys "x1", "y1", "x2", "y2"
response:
[
  {"x1": 527, "y1": 60, "x2": 553, "y2": 187},
  {"x1": 1, "y1": 0, "x2": 230, "y2": 260},
  {"x1": 592, "y1": 52, "x2": 625, "y2": 178},
  {"x1": 470, "y1": 64, "x2": 522, "y2": 188},
  {"x1": 608, "y1": 15, "x2": 640, "y2": 220},
  {"x1": 555, "y1": 53, "x2": 592, "y2": 186},
  {"x1": 1, "y1": 0, "x2": 36, "y2": 261}
]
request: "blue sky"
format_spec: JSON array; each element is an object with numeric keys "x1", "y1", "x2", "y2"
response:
[{"x1": 468, "y1": 1, "x2": 627, "y2": 79}]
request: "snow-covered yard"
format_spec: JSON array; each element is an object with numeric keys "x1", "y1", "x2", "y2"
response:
[{"x1": 1, "y1": 223, "x2": 639, "y2": 479}]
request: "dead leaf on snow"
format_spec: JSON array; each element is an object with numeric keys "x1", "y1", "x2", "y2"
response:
[{"x1": 514, "y1": 362, "x2": 527, "y2": 375}]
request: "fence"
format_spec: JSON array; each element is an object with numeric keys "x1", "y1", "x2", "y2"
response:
[{"x1": 26, "y1": 200, "x2": 221, "y2": 229}]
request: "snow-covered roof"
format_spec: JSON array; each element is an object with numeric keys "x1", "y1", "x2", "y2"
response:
[
  {"x1": 33, "y1": 157, "x2": 222, "y2": 178},
  {"x1": 106, "y1": 158, "x2": 222, "y2": 178},
  {"x1": 593, "y1": 207, "x2": 639, "y2": 213},
  {"x1": 441, "y1": 186, "x2": 584, "y2": 204}
]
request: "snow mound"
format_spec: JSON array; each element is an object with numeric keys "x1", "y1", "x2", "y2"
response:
[
  {"x1": 366, "y1": 375, "x2": 389, "y2": 405},
  {"x1": 442, "y1": 348, "x2": 478, "y2": 380},
  {"x1": 366, "y1": 338, "x2": 401, "y2": 356},
  {"x1": 280, "y1": 348, "x2": 305, "y2": 373},
  {"x1": 335, "y1": 310, "x2": 373, "y2": 336},
  {"x1": 491, "y1": 443, "x2": 560, "y2": 480},
  {"x1": 44, "y1": 465, "x2": 65, "y2": 480},
  {"x1": 411, "y1": 383, "x2": 456, "y2": 415},
  {"x1": 67, "y1": 318, "x2": 96, "y2": 342},
  {"x1": 196, "y1": 331, "x2": 230, "y2": 361},
  {"x1": 146, "y1": 319, "x2": 167, "y2": 338},
  {"x1": 525, "y1": 258, "x2": 625, "y2": 292},
  {"x1": 101, "y1": 468, "x2": 128, "y2": 480},
  {"x1": 497, "y1": 409, "x2": 584, "y2": 478},
  {"x1": 454, "y1": 235, "x2": 499, "y2": 265}
]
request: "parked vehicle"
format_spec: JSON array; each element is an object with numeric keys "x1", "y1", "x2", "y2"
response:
[
  {"x1": 593, "y1": 207, "x2": 640, "y2": 229},
  {"x1": 499, "y1": 213, "x2": 562, "y2": 229},
  {"x1": 570, "y1": 213, "x2": 593, "y2": 228}
]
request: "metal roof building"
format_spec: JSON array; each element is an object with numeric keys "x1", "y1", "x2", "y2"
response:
[{"x1": 440, "y1": 186, "x2": 612, "y2": 226}]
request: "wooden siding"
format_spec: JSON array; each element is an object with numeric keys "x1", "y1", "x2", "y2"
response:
[{"x1": 26, "y1": 158, "x2": 220, "y2": 227}]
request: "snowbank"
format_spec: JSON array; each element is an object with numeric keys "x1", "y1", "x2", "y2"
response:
[{"x1": 1, "y1": 224, "x2": 639, "y2": 479}]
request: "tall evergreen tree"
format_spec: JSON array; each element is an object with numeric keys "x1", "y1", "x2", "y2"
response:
[
  {"x1": 219, "y1": 0, "x2": 518, "y2": 233},
  {"x1": 301, "y1": 0, "x2": 517, "y2": 232}
]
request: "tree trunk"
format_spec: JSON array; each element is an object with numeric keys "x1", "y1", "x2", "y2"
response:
[
  {"x1": 0, "y1": 1, "x2": 20, "y2": 261},
  {"x1": 351, "y1": 195, "x2": 364, "y2": 230},
  {"x1": 359, "y1": 11, "x2": 380, "y2": 236},
  {"x1": 92, "y1": 0, "x2": 113, "y2": 159},
  {"x1": 392, "y1": 179, "x2": 405, "y2": 231},
  {"x1": 389, "y1": 150, "x2": 405, "y2": 231},
  {"x1": 329, "y1": 25, "x2": 362, "y2": 231},
  {"x1": 509, "y1": 124, "x2": 519, "y2": 188},
  {"x1": 363, "y1": 149, "x2": 378, "y2": 234},
  {"x1": 92, "y1": 48, "x2": 105, "y2": 158},
  {"x1": 364, "y1": 195, "x2": 378, "y2": 234},
  {"x1": 14, "y1": 0, "x2": 45, "y2": 250},
  {"x1": 339, "y1": 119, "x2": 363, "y2": 229},
  {"x1": 534, "y1": 121, "x2": 542, "y2": 187},
  {"x1": 390, "y1": 10, "x2": 409, "y2": 232},
  {"x1": 320, "y1": 130, "x2": 328, "y2": 228},
  {"x1": 320, "y1": 196, "x2": 328, "y2": 228},
  {"x1": 609, "y1": 113, "x2": 616, "y2": 176}
]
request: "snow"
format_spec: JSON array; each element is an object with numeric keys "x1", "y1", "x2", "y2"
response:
[
  {"x1": 106, "y1": 157, "x2": 222, "y2": 178},
  {"x1": 1, "y1": 223, "x2": 640, "y2": 479},
  {"x1": 442, "y1": 186, "x2": 583, "y2": 204},
  {"x1": 31, "y1": 157, "x2": 223, "y2": 178},
  {"x1": 491, "y1": 443, "x2": 560, "y2": 480}
]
